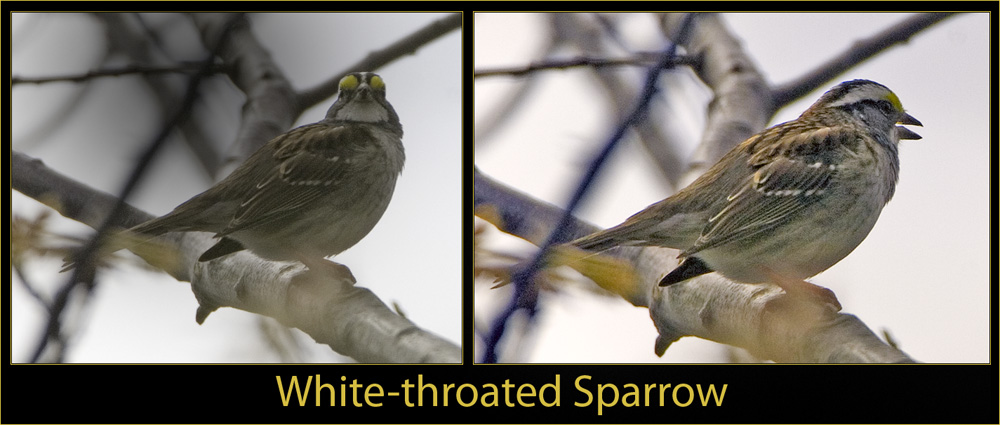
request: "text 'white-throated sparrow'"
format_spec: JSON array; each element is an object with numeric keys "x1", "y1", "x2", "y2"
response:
[
  {"x1": 571, "y1": 79, "x2": 922, "y2": 309},
  {"x1": 120, "y1": 72, "x2": 404, "y2": 273}
]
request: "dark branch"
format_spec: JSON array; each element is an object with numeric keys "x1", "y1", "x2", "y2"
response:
[
  {"x1": 10, "y1": 62, "x2": 229, "y2": 85},
  {"x1": 97, "y1": 13, "x2": 222, "y2": 177},
  {"x1": 474, "y1": 166, "x2": 914, "y2": 363},
  {"x1": 13, "y1": 151, "x2": 459, "y2": 363},
  {"x1": 772, "y1": 13, "x2": 956, "y2": 108},
  {"x1": 473, "y1": 53, "x2": 697, "y2": 78},
  {"x1": 296, "y1": 13, "x2": 462, "y2": 111},
  {"x1": 28, "y1": 14, "x2": 245, "y2": 363},
  {"x1": 480, "y1": 13, "x2": 697, "y2": 364}
]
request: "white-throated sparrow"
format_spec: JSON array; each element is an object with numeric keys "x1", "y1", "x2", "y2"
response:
[
  {"x1": 117, "y1": 72, "x2": 404, "y2": 272},
  {"x1": 571, "y1": 79, "x2": 921, "y2": 309}
]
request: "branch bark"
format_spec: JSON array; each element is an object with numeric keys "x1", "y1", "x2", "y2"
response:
[
  {"x1": 660, "y1": 13, "x2": 772, "y2": 184},
  {"x1": 188, "y1": 13, "x2": 299, "y2": 175},
  {"x1": 13, "y1": 151, "x2": 460, "y2": 363},
  {"x1": 97, "y1": 13, "x2": 223, "y2": 176},
  {"x1": 474, "y1": 167, "x2": 913, "y2": 363},
  {"x1": 557, "y1": 13, "x2": 688, "y2": 189}
]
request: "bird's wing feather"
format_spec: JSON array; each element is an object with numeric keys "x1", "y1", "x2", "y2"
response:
[
  {"x1": 684, "y1": 125, "x2": 853, "y2": 255},
  {"x1": 220, "y1": 124, "x2": 370, "y2": 235}
]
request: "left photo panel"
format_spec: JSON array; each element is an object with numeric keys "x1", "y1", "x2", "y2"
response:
[{"x1": 11, "y1": 12, "x2": 462, "y2": 363}]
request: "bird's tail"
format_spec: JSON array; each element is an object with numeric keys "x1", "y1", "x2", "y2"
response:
[
  {"x1": 60, "y1": 224, "x2": 180, "y2": 273},
  {"x1": 569, "y1": 225, "x2": 634, "y2": 252}
]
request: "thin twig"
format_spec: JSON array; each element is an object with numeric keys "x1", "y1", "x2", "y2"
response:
[
  {"x1": 13, "y1": 263, "x2": 52, "y2": 313},
  {"x1": 474, "y1": 19, "x2": 557, "y2": 148},
  {"x1": 474, "y1": 53, "x2": 697, "y2": 78},
  {"x1": 561, "y1": 12, "x2": 690, "y2": 189},
  {"x1": 10, "y1": 62, "x2": 228, "y2": 85},
  {"x1": 13, "y1": 151, "x2": 460, "y2": 363},
  {"x1": 772, "y1": 12, "x2": 955, "y2": 108},
  {"x1": 479, "y1": 13, "x2": 698, "y2": 364},
  {"x1": 98, "y1": 13, "x2": 223, "y2": 177},
  {"x1": 474, "y1": 167, "x2": 914, "y2": 363},
  {"x1": 29, "y1": 14, "x2": 246, "y2": 364},
  {"x1": 296, "y1": 13, "x2": 461, "y2": 111}
]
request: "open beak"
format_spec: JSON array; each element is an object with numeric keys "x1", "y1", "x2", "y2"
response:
[{"x1": 896, "y1": 112, "x2": 922, "y2": 140}]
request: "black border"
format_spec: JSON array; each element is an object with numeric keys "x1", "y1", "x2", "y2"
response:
[{"x1": 3, "y1": 363, "x2": 997, "y2": 423}]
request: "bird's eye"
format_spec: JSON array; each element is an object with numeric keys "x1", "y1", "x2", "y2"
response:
[
  {"x1": 877, "y1": 100, "x2": 896, "y2": 115},
  {"x1": 339, "y1": 74, "x2": 360, "y2": 91},
  {"x1": 369, "y1": 75, "x2": 385, "y2": 91}
]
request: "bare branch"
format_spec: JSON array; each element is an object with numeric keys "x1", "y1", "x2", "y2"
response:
[
  {"x1": 660, "y1": 13, "x2": 772, "y2": 182},
  {"x1": 480, "y1": 14, "x2": 697, "y2": 363},
  {"x1": 474, "y1": 17, "x2": 557, "y2": 148},
  {"x1": 473, "y1": 167, "x2": 914, "y2": 363},
  {"x1": 10, "y1": 62, "x2": 227, "y2": 85},
  {"x1": 474, "y1": 52, "x2": 696, "y2": 78},
  {"x1": 474, "y1": 168, "x2": 599, "y2": 248},
  {"x1": 24, "y1": 16, "x2": 245, "y2": 362},
  {"x1": 12, "y1": 151, "x2": 460, "y2": 363},
  {"x1": 772, "y1": 13, "x2": 955, "y2": 108},
  {"x1": 97, "y1": 13, "x2": 222, "y2": 176},
  {"x1": 296, "y1": 13, "x2": 462, "y2": 111},
  {"x1": 188, "y1": 13, "x2": 299, "y2": 174},
  {"x1": 556, "y1": 13, "x2": 691, "y2": 188}
]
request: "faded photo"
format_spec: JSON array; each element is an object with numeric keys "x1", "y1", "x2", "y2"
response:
[{"x1": 12, "y1": 13, "x2": 461, "y2": 363}]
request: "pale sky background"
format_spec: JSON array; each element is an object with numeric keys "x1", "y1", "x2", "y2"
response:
[
  {"x1": 12, "y1": 13, "x2": 461, "y2": 362},
  {"x1": 474, "y1": 13, "x2": 989, "y2": 363}
]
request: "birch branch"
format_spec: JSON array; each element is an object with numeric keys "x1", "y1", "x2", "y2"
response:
[
  {"x1": 13, "y1": 151, "x2": 460, "y2": 363},
  {"x1": 474, "y1": 167, "x2": 913, "y2": 363}
]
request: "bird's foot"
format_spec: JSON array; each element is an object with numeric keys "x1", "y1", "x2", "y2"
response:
[
  {"x1": 782, "y1": 281, "x2": 841, "y2": 312},
  {"x1": 300, "y1": 258, "x2": 357, "y2": 284},
  {"x1": 763, "y1": 271, "x2": 842, "y2": 313}
]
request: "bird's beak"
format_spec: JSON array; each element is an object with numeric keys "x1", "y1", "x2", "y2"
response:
[{"x1": 896, "y1": 112, "x2": 922, "y2": 140}]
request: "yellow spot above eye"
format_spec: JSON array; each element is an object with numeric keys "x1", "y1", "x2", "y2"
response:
[
  {"x1": 369, "y1": 75, "x2": 385, "y2": 90},
  {"x1": 340, "y1": 74, "x2": 359, "y2": 91},
  {"x1": 885, "y1": 91, "x2": 904, "y2": 112}
]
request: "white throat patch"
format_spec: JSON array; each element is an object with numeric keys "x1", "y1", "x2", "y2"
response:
[{"x1": 334, "y1": 99, "x2": 390, "y2": 123}]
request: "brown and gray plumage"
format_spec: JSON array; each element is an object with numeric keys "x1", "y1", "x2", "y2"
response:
[
  {"x1": 571, "y1": 80, "x2": 922, "y2": 307},
  {"x1": 124, "y1": 72, "x2": 404, "y2": 271}
]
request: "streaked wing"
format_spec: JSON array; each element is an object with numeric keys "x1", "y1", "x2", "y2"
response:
[
  {"x1": 684, "y1": 125, "x2": 852, "y2": 256},
  {"x1": 220, "y1": 123, "x2": 370, "y2": 235}
]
